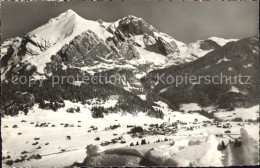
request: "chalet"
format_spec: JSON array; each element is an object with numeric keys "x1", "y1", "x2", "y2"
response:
[{"x1": 66, "y1": 136, "x2": 71, "y2": 140}]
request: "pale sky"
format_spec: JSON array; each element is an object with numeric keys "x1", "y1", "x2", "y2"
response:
[{"x1": 1, "y1": 1, "x2": 259, "y2": 43}]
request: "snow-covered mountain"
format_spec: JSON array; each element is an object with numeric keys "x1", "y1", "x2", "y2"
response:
[
  {"x1": 1, "y1": 9, "x2": 259, "y2": 168},
  {"x1": 1, "y1": 9, "x2": 237, "y2": 81},
  {"x1": 142, "y1": 35, "x2": 258, "y2": 109}
]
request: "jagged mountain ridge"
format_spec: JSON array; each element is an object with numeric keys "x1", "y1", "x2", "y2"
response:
[
  {"x1": 1, "y1": 9, "x2": 237, "y2": 81},
  {"x1": 141, "y1": 35, "x2": 259, "y2": 109},
  {"x1": 1, "y1": 9, "x2": 254, "y2": 118}
]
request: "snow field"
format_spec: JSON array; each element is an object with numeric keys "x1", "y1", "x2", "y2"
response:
[{"x1": 2, "y1": 100, "x2": 258, "y2": 167}]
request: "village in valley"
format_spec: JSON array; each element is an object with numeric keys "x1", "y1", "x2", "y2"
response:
[{"x1": 2, "y1": 98, "x2": 259, "y2": 167}]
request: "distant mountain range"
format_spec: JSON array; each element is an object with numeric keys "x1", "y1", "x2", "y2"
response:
[
  {"x1": 142, "y1": 35, "x2": 259, "y2": 109},
  {"x1": 1, "y1": 9, "x2": 237, "y2": 80},
  {"x1": 1, "y1": 9, "x2": 257, "y2": 117}
]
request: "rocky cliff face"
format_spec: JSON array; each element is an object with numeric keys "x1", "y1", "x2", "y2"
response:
[
  {"x1": 108, "y1": 15, "x2": 157, "y2": 37},
  {"x1": 199, "y1": 39, "x2": 221, "y2": 50},
  {"x1": 0, "y1": 9, "x2": 256, "y2": 117},
  {"x1": 1, "y1": 10, "x2": 234, "y2": 80},
  {"x1": 157, "y1": 37, "x2": 179, "y2": 55},
  {"x1": 58, "y1": 30, "x2": 114, "y2": 66},
  {"x1": 55, "y1": 29, "x2": 141, "y2": 67},
  {"x1": 108, "y1": 16, "x2": 180, "y2": 56}
]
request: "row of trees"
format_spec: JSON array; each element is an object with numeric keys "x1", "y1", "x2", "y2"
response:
[
  {"x1": 129, "y1": 137, "x2": 170, "y2": 146},
  {"x1": 39, "y1": 99, "x2": 65, "y2": 111},
  {"x1": 129, "y1": 139, "x2": 148, "y2": 146},
  {"x1": 1, "y1": 91, "x2": 34, "y2": 116}
]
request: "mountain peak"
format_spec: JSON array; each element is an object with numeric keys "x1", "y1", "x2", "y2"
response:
[
  {"x1": 206, "y1": 36, "x2": 238, "y2": 46},
  {"x1": 59, "y1": 9, "x2": 78, "y2": 17},
  {"x1": 120, "y1": 15, "x2": 145, "y2": 23},
  {"x1": 47, "y1": 9, "x2": 79, "y2": 24},
  {"x1": 64, "y1": 9, "x2": 77, "y2": 15},
  {"x1": 19, "y1": 9, "x2": 113, "y2": 73},
  {"x1": 125, "y1": 15, "x2": 140, "y2": 19}
]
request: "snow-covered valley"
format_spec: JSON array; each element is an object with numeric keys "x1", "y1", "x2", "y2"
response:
[{"x1": 2, "y1": 100, "x2": 258, "y2": 167}]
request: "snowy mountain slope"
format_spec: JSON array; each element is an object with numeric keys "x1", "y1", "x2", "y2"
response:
[
  {"x1": 27, "y1": 9, "x2": 112, "y2": 50},
  {"x1": 178, "y1": 37, "x2": 238, "y2": 60},
  {"x1": 1, "y1": 10, "x2": 115, "y2": 78},
  {"x1": 1, "y1": 9, "x2": 252, "y2": 117},
  {"x1": 1, "y1": 9, "x2": 239, "y2": 81},
  {"x1": 207, "y1": 37, "x2": 238, "y2": 46},
  {"x1": 106, "y1": 16, "x2": 191, "y2": 67},
  {"x1": 103, "y1": 16, "x2": 239, "y2": 71},
  {"x1": 142, "y1": 35, "x2": 258, "y2": 109},
  {"x1": 1, "y1": 8, "x2": 259, "y2": 168},
  {"x1": 21, "y1": 10, "x2": 113, "y2": 73}
]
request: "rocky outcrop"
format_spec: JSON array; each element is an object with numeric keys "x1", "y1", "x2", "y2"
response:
[
  {"x1": 118, "y1": 42, "x2": 140, "y2": 60},
  {"x1": 107, "y1": 15, "x2": 180, "y2": 56},
  {"x1": 128, "y1": 34, "x2": 157, "y2": 48},
  {"x1": 157, "y1": 37, "x2": 179, "y2": 55},
  {"x1": 200, "y1": 39, "x2": 220, "y2": 50},
  {"x1": 58, "y1": 30, "x2": 113, "y2": 66},
  {"x1": 109, "y1": 15, "x2": 157, "y2": 37},
  {"x1": 114, "y1": 29, "x2": 127, "y2": 42},
  {"x1": 142, "y1": 34, "x2": 157, "y2": 46},
  {"x1": 56, "y1": 30, "x2": 140, "y2": 66}
]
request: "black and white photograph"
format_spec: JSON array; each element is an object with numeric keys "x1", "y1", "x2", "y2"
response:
[{"x1": 1, "y1": 0, "x2": 259, "y2": 167}]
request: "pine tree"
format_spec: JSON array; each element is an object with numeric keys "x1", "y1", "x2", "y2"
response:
[
  {"x1": 24, "y1": 106, "x2": 29, "y2": 115},
  {"x1": 221, "y1": 140, "x2": 226, "y2": 149},
  {"x1": 141, "y1": 139, "x2": 147, "y2": 145}
]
